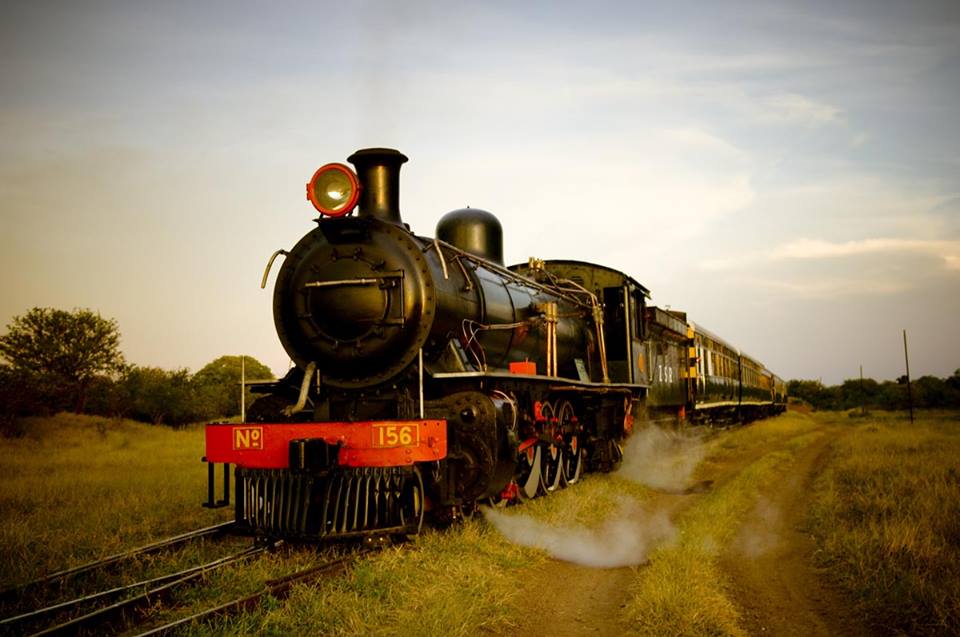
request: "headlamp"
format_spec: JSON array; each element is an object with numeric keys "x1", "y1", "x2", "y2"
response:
[{"x1": 306, "y1": 163, "x2": 360, "y2": 217}]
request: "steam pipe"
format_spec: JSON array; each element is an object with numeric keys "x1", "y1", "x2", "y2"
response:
[
  {"x1": 347, "y1": 148, "x2": 408, "y2": 224},
  {"x1": 283, "y1": 362, "x2": 316, "y2": 417}
]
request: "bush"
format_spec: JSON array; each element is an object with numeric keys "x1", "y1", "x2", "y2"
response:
[{"x1": 788, "y1": 370, "x2": 960, "y2": 412}]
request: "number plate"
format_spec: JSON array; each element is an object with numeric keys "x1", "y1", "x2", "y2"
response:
[{"x1": 371, "y1": 423, "x2": 420, "y2": 448}]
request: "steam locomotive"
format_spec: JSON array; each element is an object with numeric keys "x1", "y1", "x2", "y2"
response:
[{"x1": 203, "y1": 148, "x2": 785, "y2": 541}]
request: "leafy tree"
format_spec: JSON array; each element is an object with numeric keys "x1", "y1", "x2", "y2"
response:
[
  {"x1": 877, "y1": 380, "x2": 907, "y2": 410},
  {"x1": 125, "y1": 366, "x2": 195, "y2": 426},
  {"x1": 787, "y1": 379, "x2": 830, "y2": 409},
  {"x1": 192, "y1": 355, "x2": 274, "y2": 420},
  {"x1": 84, "y1": 370, "x2": 135, "y2": 420},
  {"x1": 946, "y1": 370, "x2": 960, "y2": 408},
  {"x1": 0, "y1": 307, "x2": 125, "y2": 413},
  {"x1": 0, "y1": 365, "x2": 43, "y2": 435},
  {"x1": 946, "y1": 370, "x2": 960, "y2": 393},
  {"x1": 913, "y1": 375, "x2": 946, "y2": 408}
]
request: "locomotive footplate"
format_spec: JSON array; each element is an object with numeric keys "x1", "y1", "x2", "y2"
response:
[{"x1": 235, "y1": 465, "x2": 425, "y2": 540}]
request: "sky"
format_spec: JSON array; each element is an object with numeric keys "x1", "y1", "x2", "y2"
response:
[{"x1": 1, "y1": 0, "x2": 958, "y2": 385}]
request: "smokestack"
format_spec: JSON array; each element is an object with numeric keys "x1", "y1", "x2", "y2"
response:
[{"x1": 347, "y1": 148, "x2": 408, "y2": 224}]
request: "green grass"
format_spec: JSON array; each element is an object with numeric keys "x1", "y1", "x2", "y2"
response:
[
  {"x1": 513, "y1": 472, "x2": 655, "y2": 527},
  {"x1": 0, "y1": 414, "x2": 231, "y2": 587},
  {"x1": 205, "y1": 523, "x2": 538, "y2": 637},
  {"x1": 807, "y1": 411, "x2": 960, "y2": 635}
]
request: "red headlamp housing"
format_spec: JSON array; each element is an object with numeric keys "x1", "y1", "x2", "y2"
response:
[{"x1": 306, "y1": 163, "x2": 361, "y2": 217}]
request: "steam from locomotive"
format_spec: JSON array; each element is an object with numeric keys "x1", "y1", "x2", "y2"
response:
[{"x1": 203, "y1": 148, "x2": 786, "y2": 541}]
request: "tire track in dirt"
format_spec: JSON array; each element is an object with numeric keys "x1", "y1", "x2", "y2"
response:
[
  {"x1": 494, "y1": 423, "x2": 872, "y2": 636},
  {"x1": 495, "y1": 491, "x2": 689, "y2": 637},
  {"x1": 721, "y1": 428, "x2": 873, "y2": 636},
  {"x1": 495, "y1": 427, "x2": 787, "y2": 637}
]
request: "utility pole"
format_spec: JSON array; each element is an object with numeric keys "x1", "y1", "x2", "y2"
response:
[
  {"x1": 903, "y1": 330, "x2": 914, "y2": 424},
  {"x1": 860, "y1": 364, "x2": 866, "y2": 416},
  {"x1": 240, "y1": 355, "x2": 246, "y2": 424}
]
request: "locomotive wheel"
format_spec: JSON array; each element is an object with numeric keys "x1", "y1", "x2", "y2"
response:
[
  {"x1": 399, "y1": 467, "x2": 426, "y2": 534},
  {"x1": 484, "y1": 494, "x2": 509, "y2": 509},
  {"x1": 555, "y1": 401, "x2": 579, "y2": 487},
  {"x1": 517, "y1": 445, "x2": 543, "y2": 499},
  {"x1": 541, "y1": 443, "x2": 565, "y2": 492},
  {"x1": 537, "y1": 400, "x2": 564, "y2": 492},
  {"x1": 607, "y1": 438, "x2": 624, "y2": 471},
  {"x1": 613, "y1": 439, "x2": 624, "y2": 465},
  {"x1": 564, "y1": 435, "x2": 584, "y2": 485}
]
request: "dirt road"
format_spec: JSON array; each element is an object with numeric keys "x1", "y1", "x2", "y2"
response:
[
  {"x1": 499, "y1": 423, "x2": 872, "y2": 636},
  {"x1": 720, "y1": 430, "x2": 870, "y2": 636}
]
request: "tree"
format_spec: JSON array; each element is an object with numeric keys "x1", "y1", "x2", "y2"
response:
[
  {"x1": 125, "y1": 366, "x2": 195, "y2": 426},
  {"x1": 84, "y1": 371, "x2": 135, "y2": 420},
  {"x1": 0, "y1": 308, "x2": 126, "y2": 413},
  {"x1": 787, "y1": 379, "x2": 831, "y2": 410},
  {"x1": 192, "y1": 355, "x2": 274, "y2": 420},
  {"x1": 947, "y1": 370, "x2": 960, "y2": 408},
  {"x1": 913, "y1": 375, "x2": 946, "y2": 409},
  {"x1": 0, "y1": 364, "x2": 45, "y2": 436}
]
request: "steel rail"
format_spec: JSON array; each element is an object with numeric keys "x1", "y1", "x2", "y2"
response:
[
  {"x1": 28, "y1": 543, "x2": 272, "y2": 637},
  {"x1": 133, "y1": 548, "x2": 373, "y2": 637},
  {"x1": 2, "y1": 544, "x2": 264, "y2": 633},
  {"x1": 0, "y1": 521, "x2": 235, "y2": 603}
]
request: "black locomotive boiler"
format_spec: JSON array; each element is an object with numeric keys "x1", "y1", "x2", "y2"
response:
[{"x1": 203, "y1": 148, "x2": 785, "y2": 541}]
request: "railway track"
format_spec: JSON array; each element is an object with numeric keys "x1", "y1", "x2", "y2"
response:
[
  {"x1": 1, "y1": 524, "x2": 377, "y2": 637},
  {"x1": 0, "y1": 522, "x2": 239, "y2": 636},
  {"x1": 5, "y1": 545, "x2": 272, "y2": 636},
  {"x1": 0, "y1": 521, "x2": 235, "y2": 605},
  {"x1": 134, "y1": 548, "x2": 373, "y2": 636}
]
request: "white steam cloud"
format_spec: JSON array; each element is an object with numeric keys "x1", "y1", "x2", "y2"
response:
[
  {"x1": 482, "y1": 499, "x2": 674, "y2": 568},
  {"x1": 617, "y1": 426, "x2": 705, "y2": 492},
  {"x1": 483, "y1": 426, "x2": 707, "y2": 568}
]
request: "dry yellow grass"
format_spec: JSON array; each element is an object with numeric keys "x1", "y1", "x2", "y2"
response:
[
  {"x1": 623, "y1": 412, "x2": 824, "y2": 636},
  {"x1": 5, "y1": 411, "x2": 958, "y2": 636},
  {"x1": 807, "y1": 411, "x2": 960, "y2": 634},
  {"x1": 0, "y1": 414, "x2": 231, "y2": 587},
  {"x1": 238, "y1": 523, "x2": 537, "y2": 637}
]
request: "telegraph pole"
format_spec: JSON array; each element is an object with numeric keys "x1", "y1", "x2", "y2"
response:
[
  {"x1": 860, "y1": 364, "x2": 866, "y2": 416},
  {"x1": 903, "y1": 330, "x2": 913, "y2": 424},
  {"x1": 240, "y1": 355, "x2": 246, "y2": 423}
]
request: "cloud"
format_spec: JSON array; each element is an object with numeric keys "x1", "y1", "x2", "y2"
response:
[
  {"x1": 658, "y1": 127, "x2": 750, "y2": 162},
  {"x1": 758, "y1": 93, "x2": 842, "y2": 127},
  {"x1": 737, "y1": 276, "x2": 912, "y2": 298},
  {"x1": 772, "y1": 238, "x2": 960, "y2": 263},
  {"x1": 703, "y1": 237, "x2": 960, "y2": 272}
]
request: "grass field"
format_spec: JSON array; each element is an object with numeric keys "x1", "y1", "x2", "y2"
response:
[
  {"x1": 807, "y1": 411, "x2": 960, "y2": 635},
  {"x1": 1, "y1": 411, "x2": 957, "y2": 635},
  {"x1": 0, "y1": 414, "x2": 232, "y2": 587}
]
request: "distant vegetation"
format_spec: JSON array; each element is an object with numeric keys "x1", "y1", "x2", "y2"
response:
[
  {"x1": 788, "y1": 371, "x2": 960, "y2": 411},
  {"x1": 0, "y1": 307, "x2": 273, "y2": 433}
]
